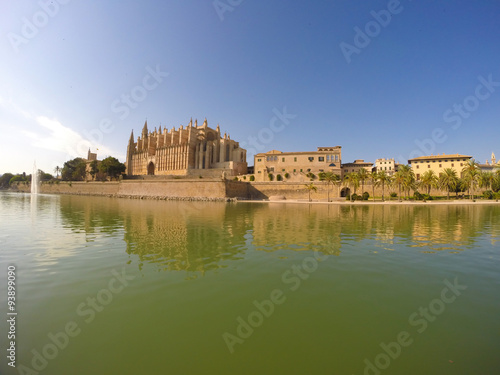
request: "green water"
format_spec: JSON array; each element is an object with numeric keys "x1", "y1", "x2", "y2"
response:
[{"x1": 1, "y1": 192, "x2": 499, "y2": 375}]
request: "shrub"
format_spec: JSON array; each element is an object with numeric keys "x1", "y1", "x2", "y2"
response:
[
  {"x1": 483, "y1": 190, "x2": 494, "y2": 200},
  {"x1": 345, "y1": 194, "x2": 351, "y2": 201},
  {"x1": 362, "y1": 192, "x2": 369, "y2": 200},
  {"x1": 243, "y1": 175, "x2": 246, "y2": 180},
  {"x1": 351, "y1": 193, "x2": 359, "y2": 201},
  {"x1": 318, "y1": 172, "x2": 326, "y2": 181},
  {"x1": 414, "y1": 192, "x2": 423, "y2": 201},
  {"x1": 233, "y1": 177, "x2": 238, "y2": 181},
  {"x1": 276, "y1": 174, "x2": 282, "y2": 181},
  {"x1": 422, "y1": 194, "x2": 433, "y2": 200},
  {"x1": 249, "y1": 175, "x2": 255, "y2": 181},
  {"x1": 390, "y1": 192, "x2": 398, "y2": 198},
  {"x1": 284, "y1": 173, "x2": 289, "y2": 179},
  {"x1": 268, "y1": 173, "x2": 274, "y2": 181}
]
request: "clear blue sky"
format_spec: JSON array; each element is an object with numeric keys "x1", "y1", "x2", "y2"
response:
[{"x1": 1, "y1": 0, "x2": 499, "y2": 175}]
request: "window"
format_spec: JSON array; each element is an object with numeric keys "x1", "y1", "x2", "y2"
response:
[
  {"x1": 282, "y1": 169, "x2": 285, "y2": 172},
  {"x1": 282, "y1": 158, "x2": 285, "y2": 162},
  {"x1": 416, "y1": 174, "x2": 420, "y2": 180},
  {"x1": 307, "y1": 169, "x2": 311, "y2": 172},
  {"x1": 308, "y1": 157, "x2": 314, "y2": 162},
  {"x1": 335, "y1": 155, "x2": 339, "y2": 161},
  {"x1": 293, "y1": 169, "x2": 296, "y2": 172},
  {"x1": 451, "y1": 163, "x2": 454, "y2": 167},
  {"x1": 294, "y1": 157, "x2": 297, "y2": 162},
  {"x1": 274, "y1": 156, "x2": 278, "y2": 161},
  {"x1": 416, "y1": 165, "x2": 419, "y2": 169},
  {"x1": 439, "y1": 164, "x2": 442, "y2": 167},
  {"x1": 257, "y1": 158, "x2": 262, "y2": 162},
  {"x1": 270, "y1": 167, "x2": 274, "y2": 172},
  {"x1": 460, "y1": 163, "x2": 463, "y2": 166},
  {"x1": 319, "y1": 157, "x2": 324, "y2": 161},
  {"x1": 428, "y1": 165, "x2": 430, "y2": 168},
  {"x1": 258, "y1": 171, "x2": 261, "y2": 173},
  {"x1": 326, "y1": 155, "x2": 330, "y2": 161},
  {"x1": 300, "y1": 169, "x2": 303, "y2": 172}
]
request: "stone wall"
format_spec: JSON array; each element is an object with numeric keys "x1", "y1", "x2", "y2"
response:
[{"x1": 11, "y1": 179, "x2": 487, "y2": 201}]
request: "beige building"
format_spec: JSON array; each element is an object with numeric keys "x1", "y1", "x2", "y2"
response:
[
  {"x1": 479, "y1": 152, "x2": 499, "y2": 172},
  {"x1": 408, "y1": 153, "x2": 472, "y2": 180},
  {"x1": 126, "y1": 119, "x2": 247, "y2": 177},
  {"x1": 341, "y1": 160, "x2": 373, "y2": 177},
  {"x1": 375, "y1": 158, "x2": 399, "y2": 175},
  {"x1": 254, "y1": 147, "x2": 342, "y2": 181}
]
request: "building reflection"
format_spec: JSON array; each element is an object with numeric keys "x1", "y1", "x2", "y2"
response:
[{"x1": 58, "y1": 195, "x2": 500, "y2": 274}]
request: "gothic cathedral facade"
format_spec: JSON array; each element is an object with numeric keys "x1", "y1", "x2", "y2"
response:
[{"x1": 126, "y1": 118, "x2": 247, "y2": 177}]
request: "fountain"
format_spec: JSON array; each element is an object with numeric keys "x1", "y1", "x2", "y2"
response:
[{"x1": 31, "y1": 161, "x2": 39, "y2": 194}]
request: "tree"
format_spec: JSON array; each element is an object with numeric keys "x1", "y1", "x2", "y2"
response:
[
  {"x1": 398, "y1": 165, "x2": 415, "y2": 198},
  {"x1": 62, "y1": 158, "x2": 87, "y2": 181},
  {"x1": 479, "y1": 171, "x2": 495, "y2": 191},
  {"x1": 369, "y1": 171, "x2": 379, "y2": 201},
  {"x1": 305, "y1": 183, "x2": 317, "y2": 202},
  {"x1": 343, "y1": 172, "x2": 360, "y2": 202},
  {"x1": 99, "y1": 157, "x2": 126, "y2": 180},
  {"x1": 0, "y1": 173, "x2": 14, "y2": 189},
  {"x1": 323, "y1": 172, "x2": 340, "y2": 202},
  {"x1": 420, "y1": 170, "x2": 438, "y2": 195},
  {"x1": 392, "y1": 170, "x2": 405, "y2": 201},
  {"x1": 377, "y1": 170, "x2": 390, "y2": 201},
  {"x1": 54, "y1": 166, "x2": 61, "y2": 179},
  {"x1": 462, "y1": 159, "x2": 480, "y2": 200},
  {"x1": 89, "y1": 160, "x2": 99, "y2": 180},
  {"x1": 438, "y1": 168, "x2": 458, "y2": 200},
  {"x1": 358, "y1": 168, "x2": 369, "y2": 196}
]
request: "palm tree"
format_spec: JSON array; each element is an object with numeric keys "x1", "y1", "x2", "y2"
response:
[
  {"x1": 438, "y1": 168, "x2": 458, "y2": 200},
  {"x1": 479, "y1": 171, "x2": 495, "y2": 190},
  {"x1": 369, "y1": 171, "x2": 379, "y2": 201},
  {"x1": 399, "y1": 165, "x2": 416, "y2": 198},
  {"x1": 54, "y1": 166, "x2": 61, "y2": 179},
  {"x1": 377, "y1": 170, "x2": 390, "y2": 201},
  {"x1": 343, "y1": 172, "x2": 360, "y2": 201},
  {"x1": 358, "y1": 168, "x2": 369, "y2": 197},
  {"x1": 462, "y1": 159, "x2": 480, "y2": 200},
  {"x1": 420, "y1": 170, "x2": 438, "y2": 195},
  {"x1": 393, "y1": 170, "x2": 405, "y2": 201},
  {"x1": 305, "y1": 183, "x2": 317, "y2": 202},
  {"x1": 323, "y1": 172, "x2": 340, "y2": 202}
]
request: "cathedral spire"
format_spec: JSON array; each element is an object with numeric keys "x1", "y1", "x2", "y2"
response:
[
  {"x1": 129, "y1": 130, "x2": 134, "y2": 143},
  {"x1": 203, "y1": 118, "x2": 208, "y2": 128},
  {"x1": 142, "y1": 120, "x2": 148, "y2": 136}
]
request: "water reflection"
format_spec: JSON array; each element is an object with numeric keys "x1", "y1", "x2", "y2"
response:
[{"x1": 54, "y1": 195, "x2": 500, "y2": 273}]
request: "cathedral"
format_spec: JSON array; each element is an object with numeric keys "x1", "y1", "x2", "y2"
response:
[{"x1": 125, "y1": 118, "x2": 247, "y2": 177}]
